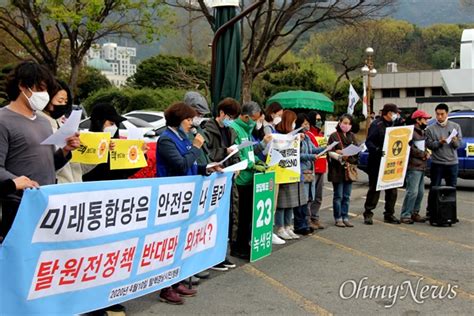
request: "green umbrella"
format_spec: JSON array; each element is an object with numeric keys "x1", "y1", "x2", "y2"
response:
[{"x1": 266, "y1": 90, "x2": 334, "y2": 112}]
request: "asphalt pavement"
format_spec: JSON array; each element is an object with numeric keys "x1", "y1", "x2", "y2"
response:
[{"x1": 124, "y1": 172, "x2": 474, "y2": 315}]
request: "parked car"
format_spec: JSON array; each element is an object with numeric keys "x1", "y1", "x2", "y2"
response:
[
  {"x1": 124, "y1": 110, "x2": 165, "y2": 129},
  {"x1": 78, "y1": 116, "x2": 160, "y2": 143},
  {"x1": 358, "y1": 110, "x2": 474, "y2": 179}
]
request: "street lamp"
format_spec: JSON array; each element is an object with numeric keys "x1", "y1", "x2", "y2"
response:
[{"x1": 361, "y1": 47, "x2": 377, "y2": 135}]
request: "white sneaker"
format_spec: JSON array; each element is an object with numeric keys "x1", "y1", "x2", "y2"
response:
[
  {"x1": 272, "y1": 233, "x2": 286, "y2": 245},
  {"x1": 276, "y1": 227, "x2": 292, "y2": 240},
  {"x1": 285, "y1": 227, "x2": 300, "y2": 239}
]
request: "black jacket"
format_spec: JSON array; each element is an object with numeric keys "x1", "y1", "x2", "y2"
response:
[
  {"x1": 203, "y1": 119, "x2": 240, "y2": 167},
  {"x1": 0, "y1": 179, "x2": 16, "y2": 197}
]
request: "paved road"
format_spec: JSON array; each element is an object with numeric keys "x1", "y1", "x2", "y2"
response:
[{"x1": 124, "y1": 173, "x2": 474, "y2": 315}]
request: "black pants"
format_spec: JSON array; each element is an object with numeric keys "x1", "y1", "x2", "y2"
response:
[
  {"x1": 363, "y1": 168, "x2": 397, "y2": 217},
  {"x1": 0, "y1": 200, "x2": 20, "y2": 239},
  {"x1": 231, "y1": 184, "x2": 253, "y2": 254}
]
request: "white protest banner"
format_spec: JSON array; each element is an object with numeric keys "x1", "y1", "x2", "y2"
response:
[{"x1": 376, "y1": 125, "x2": 414, "y2": 191}]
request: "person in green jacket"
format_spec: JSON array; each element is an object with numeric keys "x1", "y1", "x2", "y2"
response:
[{"x1": 229, "y1": 101, "x2": 270, "y2": 259}]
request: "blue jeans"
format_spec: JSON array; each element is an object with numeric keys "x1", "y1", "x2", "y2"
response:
[
  {"x1": 400, "y1": 170, "x2": 425, "y2": 218},
  {"x1": 430, "y1": 163, "x2": 458, "y2": 187},
  {"x1": 293, "y1": 204, "x2": 309, "y2": 231},
  {"x1": 275, "y1": 208, "x2": 292, "y2": 228},
  {"x1": 332, "y1": 181, "x2": 352, "y2": 221}
]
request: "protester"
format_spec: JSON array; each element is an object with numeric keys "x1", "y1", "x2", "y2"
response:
[
  {"x1": 156, "y1": 102, "x2": 221, "y2": 304},
  {"x1": 363, "y1": 103, "x2": 402, "y2": 225},
  {"x1": 274, "y1": 110, "x2": 313, "y2": 238},
  {"x1": 203, "y1": 97, "x2": 240, "y2": 271},
  {"x1": 38, "y1": 79, "x2": 85, "y2": 183},
  {"x1": 305, "y1": 111, "x2": 327, "y2": 229},
  {"x1": 400, "y1": 110, "x2": 432, "y2": 224},
  {"x1": 425, "y1": 103, "x2": 462, "y2": 220},
  {"x1": 229, "y1": 101, "x2": 269, "y2": 259},
  {"x1": 327, "y1": 114, "x2": 359, "y2": 227},
  {"x1": 263, "y1": 102, "x2": 283, "y2": 136},
  {"x1": 0, "y1": 61, "x2": 79, "y2": 238}
]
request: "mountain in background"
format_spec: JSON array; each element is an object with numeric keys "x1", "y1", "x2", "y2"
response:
[{"x1": 134, "y1": 0, "x2": 474, "y2": 62}]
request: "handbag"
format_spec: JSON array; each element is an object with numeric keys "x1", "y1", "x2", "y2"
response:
[
  {"x1": 303, "y1": 169, "x2": 315, "y2": 182},
  {"x1": 336, "y1": 132, "x2": 358, "y2": 182}
]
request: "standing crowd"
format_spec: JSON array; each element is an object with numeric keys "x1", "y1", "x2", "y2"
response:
[{"x1": 0, "y1": 61, "x2": 462, "y2": 315}]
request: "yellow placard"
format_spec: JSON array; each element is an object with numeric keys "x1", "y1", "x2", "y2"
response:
[
  {"x1": 110, "y1": 139, "x2": 147, "y2": 170},
  {"x1": 265, "y1": 133, "x2": 301, "y2": 184},
  {"x1": 315, "y1": 136, "x2": 327, "y2": 147},
  {"x1": 467, "y1": 143, "x2": 474, "y2": 157},
  {"x1": 71, "y1": 132, "x2": 110, "y2": 164}
]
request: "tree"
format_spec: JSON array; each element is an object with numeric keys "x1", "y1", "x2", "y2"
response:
[
  {"x1": 0, "y1": 0, "x2": 171, "y2": 96},
  {"x1": 128, "y1": 55, "x2": 210, "y2": 91},
  {"x1": 75, "y1": 66, "x2": 112, "y2": 104},
  {"x1": 169, "y1": 0, "x2": 394, "y2": 101}
]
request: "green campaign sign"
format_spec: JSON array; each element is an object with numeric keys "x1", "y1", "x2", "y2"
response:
[{"x1": 251, "y1": 172, "x2": 276, "y2": 262}]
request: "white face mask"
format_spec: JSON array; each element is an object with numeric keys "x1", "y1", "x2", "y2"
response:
[
  {"x1": 291, "y1": 122, "x2": 296, "y2": 130},
  {"x1": 273, "y1": 116, "x2": 282, "y2": 126},
  {"x1": 391, "y1": 112, "x2": 399, "y2": 121},
  {"x1": 23, "y1": 88, "x2": 50, "y2": 111},
  {"x1": 104, "y1": 124, "x2": 118, "y2": 137},
  {"x1": 192, "y1": 116, "x2": 204, "y2": 127},
  {"x1": 256, "y1": 121, "x2": 263, "y2": 130}
]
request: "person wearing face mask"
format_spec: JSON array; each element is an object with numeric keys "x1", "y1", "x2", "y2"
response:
[
  {"x1": 399, "y1": 110, "x2": 432, "y2": 224},
  {"x1": 203, "y1": 98, "x2": 241, "y2": 271},
  {"x1": 328, "y1": 114, "x2": 359, "y2": 227},
  {"x1": 37, "y1": 79, "x2": 85, "y2": 184},
  {"x1": 425, "y1": 103, "x2": 462, "y2": 220},
  {"x1": 263, "y1": 102, "x2": 283, "y2": 136},
  {"x1": 297, "y1": 113, "x2": 327, "y2": 230},
  {"x1": 306, "y1": 111, "x2": 326, "y2": 229},
  {"x1": 82, "y1": 103, "x2": 147, "y2": 182},
  {"x1": 363, "y1": 103, "x2": 402, "y2": 225},
  {"x1": 228, "y1": 101, "x2": 269, "y2": 259},
  {"x1": 0, "y1": 61, "x2": 80, "y2": 239}
]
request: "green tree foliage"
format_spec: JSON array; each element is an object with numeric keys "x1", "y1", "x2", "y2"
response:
[
  {"x1": 75, "y1": 67, "x2": 112, "y2": 105},
  {"x1": 128, "y1": 55, "x2": 209, "y2": 91},
  {"x1": 83, "y1": 87, "x2": 191, "y2": 114}
]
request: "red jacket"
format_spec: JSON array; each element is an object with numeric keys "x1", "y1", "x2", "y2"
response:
[{"x1": 306, "y1": 127, "x2": 327, "y2": 174}]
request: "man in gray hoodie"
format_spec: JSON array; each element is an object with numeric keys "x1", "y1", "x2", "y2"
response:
[{"x1": 425, "y1": 103, "x2": 462, "y2": 218}]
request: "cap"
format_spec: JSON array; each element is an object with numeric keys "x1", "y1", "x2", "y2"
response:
[
  {"x1": 90, "y1": 103, "x2": 126, "y2": 124},
  {"x1": 382, "y1": 103, "x2": 401, "y2": 113},
  {"x1": 411, "y1": 109, "x2": 432, "y2": 120},
  {"x1": 184, "y1": 91, "x2": 210, "y2": 115}
]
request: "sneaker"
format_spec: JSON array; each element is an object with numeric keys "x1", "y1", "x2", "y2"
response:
[
  {"x1": 401, "y1": 217, "x2": 414, "y2": 224},
  {"x1": 285, "y1": 227, "x2": 300, "y2": 239},
  {"x1": 272, "y1": 233, "x2": 286, "y2": 245},
  {"x1": 211, "y1": 262, "x2": 229, "y2": 272},
  {"x1": 411, "y1": 213, "x2": 426, "y2": 223},
  {"x1": 182, "y1": 276, "x2": 200, "y2": 285},
  {"x1": 276, "y1": 227, "x2": 292, "y2": 240},
  {"x1": 160, "y1": 287, "x2": 184, "y2": 305},
  {"x1": 174, "y1": 283, "x2": 197, "y2": 297},
  {"x1": 384, "y1": 215, "x2": 401, "y2": 224},
  {"x1": 343, "y1": 220, "x2": 354, "y2": 227},
  {"x1": 195, "y1": 271, "x2": 210, "y2": 279},
  {"x1": 335, "y1": 220, "x2": 345, "y2": 227},
  {"x1": 230, "y1": 249, "x2": 250, "y2": 260},
  {"x1": 363, "y1": 212, "x2": 373, "y2": 225},
  {"x1": 223, "y1": 258, "x2": 236, "y2": 269}
]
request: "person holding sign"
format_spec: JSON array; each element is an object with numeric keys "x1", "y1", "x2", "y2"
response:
[
  {"x1": 425, "y1": 103, "x2": 462, "y2": 220},
  {"x1": 327, "y1": 114, "x2": 359, "y2": 227},
  {"x1": 0, "y1": 61, "x2": 80, "y2": 239},
  {"x1": 399, "y1": 110, "x2": 432, "y2": 224},
  {"x1": 229, "y1": 101, "x2": 270, "y2": 259},
  {"x1": 82, "y1": 103, "x2": 148, "y2": 182},
  {"x1": 363, "y1": 104, "x2": 402, "y2": 225},
  {"x1": 274, "y1": 111, "x2": 313, "y2": 238}
]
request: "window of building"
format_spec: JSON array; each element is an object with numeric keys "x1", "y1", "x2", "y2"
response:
[
  {"x1": 406, "y1": 88, "x2": 425, "y2": 97},
  {"x1": 382, "y1": 88, "x2": 400, "y2": 98},
  {"x1": 431, "y1": 87, "x2": 447, "y2": 96}
]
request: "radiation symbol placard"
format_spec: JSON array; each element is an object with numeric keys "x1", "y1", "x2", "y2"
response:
[
  {"x1": 110, "y1": 139, "x2": 147, "y2": 170},
  {"x1": 392, "y1": 140, "x2": 403, "y2": 156},
  {"x1": 71, "y1": 132, "x2": 111, "y2": 164}
]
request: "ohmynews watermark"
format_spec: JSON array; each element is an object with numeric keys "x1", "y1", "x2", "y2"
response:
[{"x1": 339, "y1": 277, "x2": 458, "y2": 308}]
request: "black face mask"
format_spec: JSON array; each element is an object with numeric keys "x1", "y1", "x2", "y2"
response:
[
  {"x1": 419, "y1": 123, "x2": 427, "y2": 130},
  {"x1": 48, "y1": 105, "x2": 69, "y2": 119}
]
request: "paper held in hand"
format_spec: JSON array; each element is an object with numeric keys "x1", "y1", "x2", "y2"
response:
[
  {"x1": 341, "y1": 143, "x2": 367, "y2": 156},
  {"x1": 206, "y1": 149, "x2": 239, "y2": 168},
  {"x1": 315, "y1": 141, "x2": 339, "y2": 158},
  {"x1": 446, "y1": 129, "x2": 458, "y2": 144},
  {"x1": 41, "y1": 110, "x2": 82, "y2": 147}
]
